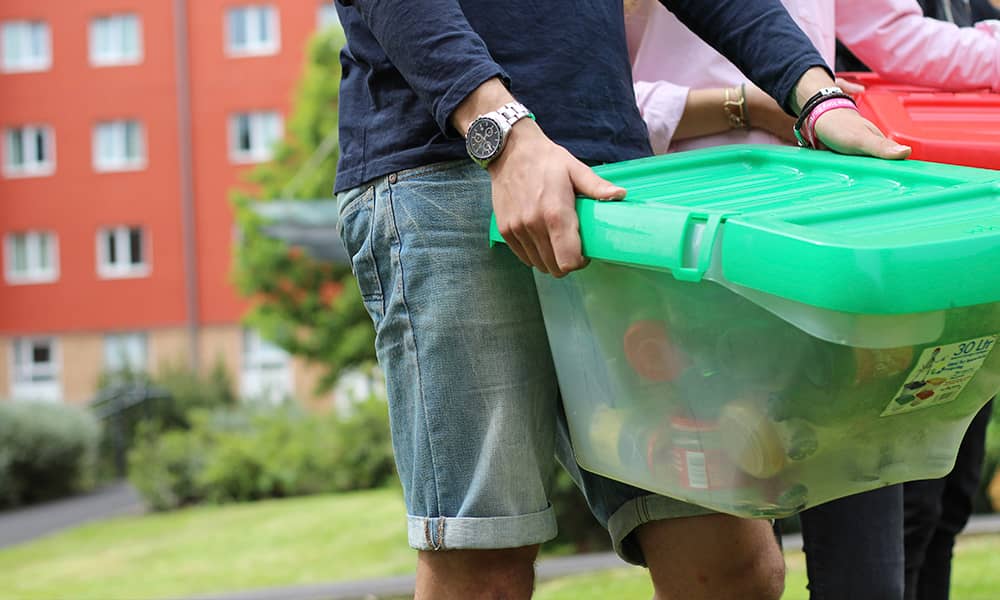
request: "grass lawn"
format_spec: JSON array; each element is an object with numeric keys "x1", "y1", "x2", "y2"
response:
[
  {"x1": 2, "y1": 487, "x2": 999, "y2": 600},
  {"x1": 0, "y1": 488, "x2": 415, "y2": 600}
]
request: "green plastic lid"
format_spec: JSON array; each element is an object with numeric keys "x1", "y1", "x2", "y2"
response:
[{"x1": 489, "y1": 145, "x2": 1000, "y2": 315}]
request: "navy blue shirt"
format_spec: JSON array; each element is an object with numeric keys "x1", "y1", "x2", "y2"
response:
[{"x1": 333, "y1": 1, "x2": 829, "y2": 192}]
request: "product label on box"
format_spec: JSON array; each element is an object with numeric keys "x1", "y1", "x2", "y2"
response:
[{"x1": 881, "y1": 335, "x2": 998, "y2": 417}]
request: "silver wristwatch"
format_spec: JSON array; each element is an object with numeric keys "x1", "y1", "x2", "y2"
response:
[{"x1": 465, "y1": 101, "x2": 534, "y2": 168}]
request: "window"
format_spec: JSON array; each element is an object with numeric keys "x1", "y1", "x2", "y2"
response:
[
  {"x1": 3, "y1": 125, "x2": 54, "y2": 177},
  {"x1": 4, "y1": 231, "x2": 57, "y2": 284},
  {"x1": 1, "y1": 21, "x2": 50, "y2": 73},
  {"x1": 241, "y1": 328, "x2": 293, "y2": 404},
  {"x1": 90, "y1": 14, "x2": 142, "y2": 66},
  {"x1": 103, "y1": 332, "x2": 148, "y2": 374},
  {"x1": 93, "y1": 120, "x2": 145, "y2": 172},
  {"x1": 226, "y1": 6, "x2": 279, "y2": 56},
  {"x1": 97, "y1": 226, "x2": 149, "y2": 278},
  {"x1": 317, "y1": 3, "x2": 340, "y2": 30},
  {"x1": 10, "y1": 337, "x2": 61, "y2": 402},
  {"x1": 229, "y1": 111, "x2": 282, "y2": 163}
]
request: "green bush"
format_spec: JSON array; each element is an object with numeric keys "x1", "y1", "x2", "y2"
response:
[
  {"x1": 127, "y1": 396, "x2": 396, "y2": 510},
  {"x1": 93, "y1": 361, "x2": 237, "y2": 477},
  {"x1": 126, "y1": 424, "x2": 209, "y2": 511},
  {"x1": 0, "y1": 402, "x2": 101, "y2": 508}
]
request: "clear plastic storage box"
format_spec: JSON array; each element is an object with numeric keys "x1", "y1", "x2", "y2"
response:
[{"x1": 491, "y1": 145, "x2": 1000, "y2": 518}]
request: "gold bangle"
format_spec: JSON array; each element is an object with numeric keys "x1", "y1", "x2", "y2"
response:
[{"x1": 723, "y1": 86, "x2": 748, "y2": 130}]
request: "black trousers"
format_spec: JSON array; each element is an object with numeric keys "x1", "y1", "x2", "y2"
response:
[{"x1": 903, "y1": 401, "x2": 994, "y2": 600}]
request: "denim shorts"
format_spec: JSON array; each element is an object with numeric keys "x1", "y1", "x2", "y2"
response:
[{"x1": 336, "y1": 160, "x2": 713, "y2": 565}]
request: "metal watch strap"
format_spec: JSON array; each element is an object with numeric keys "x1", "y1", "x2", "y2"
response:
[
  {"x1": 465, "y1": 101, "x2": 534, "y2": 168},
  {"x1": 494, "y1": 101, "x2": 533, "y2": 127}
]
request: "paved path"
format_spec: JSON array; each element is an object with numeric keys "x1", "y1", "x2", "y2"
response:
[
  {"x1": 182, "y1": 514, "x2": 1000, "y2": 600},
  {"x1": 0, "y1": 481, "x2": 143, "y2": 549}
]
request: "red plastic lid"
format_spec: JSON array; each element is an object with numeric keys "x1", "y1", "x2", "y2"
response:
[
  {"x1": 623, "y1": 320, "x2": 688, "y2": 382},
  {"x1": 837, "y1": 72, "x2": 1000, "y2": 170},
  {"x1": 837, "y1": 72, "x2": 962, "y2": 94}
]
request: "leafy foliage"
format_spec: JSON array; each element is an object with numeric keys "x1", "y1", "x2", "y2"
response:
[
  {"x1": 0, "y1": 403, "x2": 101, "y2": 508},
  {"x1": 127, "y1": 397, "x2": 396, "y2": 511},
  {"x1": 232, "y1": 26, "x2": 376, "y2": 393}
]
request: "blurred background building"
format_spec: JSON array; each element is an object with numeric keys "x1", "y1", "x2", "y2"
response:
[{"x1": 0, "y1": 0, "x2": 343, "y2": 406}]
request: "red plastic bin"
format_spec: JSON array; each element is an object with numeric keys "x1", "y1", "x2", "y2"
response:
[{"x1": 838, "y1": 72, "x2": 1000, "y2": 170}]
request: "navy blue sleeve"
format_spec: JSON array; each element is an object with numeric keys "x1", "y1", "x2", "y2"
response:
[
  {"x1": 338, "y1": 0, "x2": 509, "y2": 135},
  {"x1": 659, "y1": 0, "x2": 833, "y2": 114}
]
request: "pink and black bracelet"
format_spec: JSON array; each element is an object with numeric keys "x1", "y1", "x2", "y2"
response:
[
  {"x1": 803, "y1": 98, "x2": 859, "y2": 149},
  {"x1": 793, "y1": 88, "x2": 858, "y2": 149}
]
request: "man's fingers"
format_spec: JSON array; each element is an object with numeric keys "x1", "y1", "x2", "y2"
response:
[
  {"x1": 497, "y1": 217, "x2": 544, "y2": 272},
  {"x1": 491, "y1": 144, "x2": 606, "y2": 278},
  {"x1": 569, "y1": 161, "x2": 627, "y2": 201},
  {"x1": 544, "y1": 204, "x2": 585, "y2": 277},
  {"x1": 515, "y1": 229, "x2": 550, "y2": 274},
  {"x1": 526, "y1": 215, "x2": 564, "y2": 276}
]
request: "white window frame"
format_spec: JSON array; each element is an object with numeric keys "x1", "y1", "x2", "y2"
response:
[
  {"x1": 96, "y1": 225, "x2": 150, "y2": 279},
  {"x1": 225, "y1": 5, "x2": 280, "y2": 57},
  {"x1": 228, "y1": 111, "x2": 283, "y2": 164},
  {"x1": 1, "y1": 20, "x2": 51, "y2": 73},
  {"x1": 10, "y1": 337, "x2": 61, "y2": 403},
  {"x1": 241, "y1": 328, "x2": 293, "y2": 404},
  {"x1": 89, "y1": 14, "x2": 143, "y2": 67},
  {"x1": 4, "y1": 231, "x2": 58, "y2": 285},
  {"x1": 103, "y1": 332, "x2": 148, "y2": 374},
  {"x1": 92, "y1": 120, "x2": 146, "y2": 172},
  {"x1": 3, "y1": 125, "x2": 55, "y2": 178}
]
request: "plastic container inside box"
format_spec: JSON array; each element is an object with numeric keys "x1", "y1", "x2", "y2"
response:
[
  {"x1": 491, "y1": 145, "x2": 1000, "y2": 517},
  {"x1": 838, "y1": 71, "x2": 1000, "y2": 170}
]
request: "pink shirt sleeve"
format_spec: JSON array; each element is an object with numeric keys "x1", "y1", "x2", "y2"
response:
[
  {"x1": 836, "y1": 0, "x2": 1000, "y2": 92},
  {"x1": 633, "y1": 79, "x2": 691, "y2": 154},
  {"x1": 629, "y1": 0, "x2": 689, "y2": 154}
]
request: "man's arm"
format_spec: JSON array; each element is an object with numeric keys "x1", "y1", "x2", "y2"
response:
[
  {"x1": 452, "y1": 79, "x2": 627, "y2": 277},
  {"x1": 344, "y1": 0, "x2": 510, "y2": 135},
  {"x1": 346, "y1": 1, "x2": 906, "y2": 278},
  {"x1": 343, "y1": 1, "x2": 626, "y2": 277}
]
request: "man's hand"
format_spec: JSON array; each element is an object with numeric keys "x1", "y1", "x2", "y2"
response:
[
  {"x1": 454, "y1": 79, "x2": 626, "y2": 277},
  {"x1": 793, "y1": 67, "x2": 911, "y2": 160},
  {"x1": 488, "y1": 120, "x2": 626, "y2": 277}
]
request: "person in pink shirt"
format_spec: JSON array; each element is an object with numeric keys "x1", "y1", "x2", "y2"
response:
[
  {"x1": 628, "y1": 2, "x2": 1000, "y2": 600},
  {"x1": 628, "y1": 0, "x2": 1000, "y2": 155}
]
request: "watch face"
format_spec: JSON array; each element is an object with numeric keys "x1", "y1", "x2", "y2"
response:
[{"x1": 467, "y1": 117, "x2": 503, "y2": 161}]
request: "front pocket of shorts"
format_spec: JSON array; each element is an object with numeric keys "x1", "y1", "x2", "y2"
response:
[{"x1": 337, "y1": 186, "x2": 385, "y2": 324}]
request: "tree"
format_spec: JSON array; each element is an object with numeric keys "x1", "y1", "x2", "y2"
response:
[{"x1": 232, "y1": 26, "x2": 376, "y2": 393}]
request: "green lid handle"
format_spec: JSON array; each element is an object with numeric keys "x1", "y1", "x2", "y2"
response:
[
  {"x1": 490, "y1": 200, "x2": 729, "y2": 281},
  {"x1": 577, "y1": 200, "x2": 728, "y2": 282}
]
